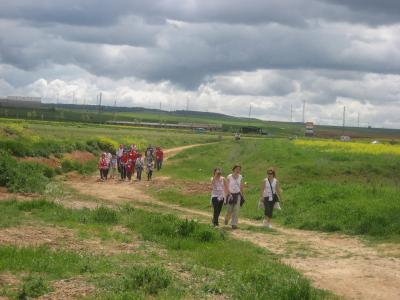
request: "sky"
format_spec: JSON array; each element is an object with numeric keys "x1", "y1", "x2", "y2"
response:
[{"x1": 1, "y1": 0, "x2": 400, "y2": 128}]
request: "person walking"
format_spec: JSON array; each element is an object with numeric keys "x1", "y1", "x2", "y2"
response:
[
  {"x1": 155, "y1": 146, "x2": 164, "y2": 171},
  {"x1": 119, "y1": 151, "x2": 128, "y2": 181},
  {"x1": 117, "y1": 144, "x2": 124, "y2": 173},
  {"x1": 126, "y1": 159, "x2": 134, "y2": 182},
  {"x1": 135, "y1": 153, "x2": 144, "y2": 181},
  {"x1": 210, "y1": 168, "x2": 227, "y2": 226},
  {"x1": 260, "y1": 167, "x2": 283, "y2": 229},
  {"x1": 224, "y1": 165, "x2": 244, "y2": 229},
  {"x1": 98, "y1": 153, "x2": 109, "y2": 181},
  {"x1": 110, "y1": 154, "x2": 117, "y2": 179},
  {"x1": 145, "y1": 150, "x2": 154, "y2": 180}
]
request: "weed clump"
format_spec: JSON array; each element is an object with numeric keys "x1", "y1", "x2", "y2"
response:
[
  {"x1": 92, "y1": 206, "x2": 119, "y2": 224},
  {"x1": 123, "y1": 265, "x2": 172, "y2": 295},
  {"x1": 18, "y1": 274, "x2": 50, "y2": 299}
]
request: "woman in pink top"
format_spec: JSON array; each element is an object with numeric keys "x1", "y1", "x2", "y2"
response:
[{"x1": 210, "y1": 167, "x2": 228, "y2": 227}]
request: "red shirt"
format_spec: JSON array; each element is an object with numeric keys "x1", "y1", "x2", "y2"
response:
[
  {"x1": 128, "y1": 150, "x2": 137, "y2": 162},
  {"x1": 156, "y1": 149, "x2": 164, "y2": 160},
  {"x1": 98, "y1": 158, "x2": 108, "y2": 169},
  {"x1": 120, "y1": 153, "x2": 128, "y2": 164}
]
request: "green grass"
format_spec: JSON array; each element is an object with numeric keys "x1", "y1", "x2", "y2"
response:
[
  {"x1": 159, "y1": 138, "x2": 400, "y2": 240},
  {"x1": 0, "y1": 199, "x2": 332, "y2": 299}
]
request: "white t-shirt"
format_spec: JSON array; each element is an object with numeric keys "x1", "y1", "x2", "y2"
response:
[
  {"x1": 227, "y1": 174, "x2": 242, "y2": 194},
  {"x1": 211, "y1": 176, "x2": 225, "y2": 199},
  {"x1": 263, "y1": 177, "x2": 277, "y2": 200}
]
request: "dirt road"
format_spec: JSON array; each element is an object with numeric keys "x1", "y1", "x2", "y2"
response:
[{"x1": 63, "y1": 144, "x2": 400, "y2": 300}]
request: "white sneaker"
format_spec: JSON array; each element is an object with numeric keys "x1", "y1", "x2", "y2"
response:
[{"x1": 263, "y1": 222, "x2": 272, "y2": 229}]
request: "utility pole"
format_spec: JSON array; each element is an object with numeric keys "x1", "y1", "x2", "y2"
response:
[
  {"x1": 290, "y1": 104, "x2": 293, "y2": 122},
  {"x1": 248, "y1": 104, "x2": 252, "y2": 119},
  {"x1": 357, "y1": 112, "x2": 360, "y2": 128},
  {"x1": 98, "y1": 92, "x2": 102, "y2": 113},
  {"x1": 342, "y1": 106, "x2": 346, "y2": 135},
  {"x1": 302, "y1": 100, "x2": 306, "y2": 123}
]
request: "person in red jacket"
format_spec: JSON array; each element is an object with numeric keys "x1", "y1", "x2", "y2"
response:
[
  {"x1": 128, "y1": 149, "x2": 137, "y2": 177},
  {"x1": 155, "y1": 146, "x2": 164, "y2": 171},
  {"x1": 120, "y1": 151, "x2": 129, "y2": 181},
  {"x1": 98, "y1": 153, "x2": 109, "y2": 181},
  {"x1": 126, "y1": 159, "x2": 134, "y2": 182}
]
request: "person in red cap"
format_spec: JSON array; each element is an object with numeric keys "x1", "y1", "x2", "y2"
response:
[
  {"x1": 98, "y1": 153, "x2": 109, "y2": 181},
  {"x1": 155, "y1": 146, "x2": 164, "y2": 171}
]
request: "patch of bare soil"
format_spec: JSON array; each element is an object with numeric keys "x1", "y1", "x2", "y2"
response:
[
  {"x1": 38, "y1": 277, "x2": 95, "y2": 300},
  {"x1": 63, "y1": 151, "x2": 95, "y2": 164},
  {"x1": 0, "y1": 272, "x2": 20, "y2": 292},
  {"x1": 0, "y1": 225, "x2": 144, "y2": 256},
  {"x1": 62, "y1": 144, "x2": 400, "y2": 300},
  {"x1": 18, "y1": 156, "x2": 61, "y2": 168},
  {"x1": 0, "y1": 187, "x2": 38, "y2": 202}
]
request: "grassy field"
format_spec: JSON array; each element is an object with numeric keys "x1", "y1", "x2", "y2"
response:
[
  {"x1": 0, "y1": 197, "x2": 333, "y2": 299},
  {"x1": 2, "y1": 104, "x2": 400, "y2": 139},
  {"x1": 158, "y1": 138, "x2": 400, "y2": 241},
  {"x1": 1, "y1": 116, "x2": 399, "y2": 298}
]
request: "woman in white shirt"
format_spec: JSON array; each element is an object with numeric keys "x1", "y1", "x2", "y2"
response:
[
  {"x1": 210, "y1": 168, "x2": 228, "y2": 226},
  {"x1": 260, "y1": 167, "x2": 283, "y2": 229},
  {"x1": 224, "y1": 165, "x2": 244, "y2": 229}
]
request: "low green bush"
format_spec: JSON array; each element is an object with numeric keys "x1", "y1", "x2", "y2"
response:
[
  {"x1": 123, "y1": 265, "x2": 172, "y2": 295},
  {"x1": 18, "y1": 274, "x2": 50, "y2": 299}
]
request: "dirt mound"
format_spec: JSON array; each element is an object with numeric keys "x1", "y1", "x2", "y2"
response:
[
  {"x1": 18, "y1": 156, "x2": 60, "y2": 168},
  {"x1": 63, "y1": 151, "x2": 95, "y2": 164}
]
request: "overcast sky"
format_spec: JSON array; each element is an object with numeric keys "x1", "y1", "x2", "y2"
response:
[{"x1": 1, "y1": 0, "x2": 400, "y2": 128}]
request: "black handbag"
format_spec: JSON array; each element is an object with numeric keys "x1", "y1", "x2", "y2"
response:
[
  {"x1": 267, "y1": 179, "x2": 279, "y2": 202},
  {"x1": 240, "y1": 193, "x2": 245, "y2": 207}
]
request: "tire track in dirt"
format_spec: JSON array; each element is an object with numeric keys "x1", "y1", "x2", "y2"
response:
[{"x1": 63, "y1": 144, "x2": 400, "y2": 300}]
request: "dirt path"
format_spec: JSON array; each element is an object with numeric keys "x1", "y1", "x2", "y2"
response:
[{"x1": 63, "y1": 144, "x2": 400, "y2": 300}]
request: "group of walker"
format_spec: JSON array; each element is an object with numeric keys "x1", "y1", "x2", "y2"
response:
[
  {"x1": 211, "y1": 165, "x2": 282, "y2": 229},
  {"x1": 98, "y1": 144, "x2": 164, "y2": 182}
]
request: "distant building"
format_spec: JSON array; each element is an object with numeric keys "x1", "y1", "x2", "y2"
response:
[
  {"x1": 0, "y1": 96, "x2": 42, "y2": 108},
  {"x1": 305, "y1": 122, "x2": 314, "y2": 136},
  {"x1": 340, "y1": 136, "x2": 351, "y2": 142}
]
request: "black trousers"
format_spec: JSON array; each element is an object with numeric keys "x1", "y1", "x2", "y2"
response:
[
  {"x1": 100, "y1": 169, "x2": 108, "y2": 180},
  {"x1": 136, "y1": 169, "x2": 142, "y2": 181},
  {"x1": 120, "y1": 165, "x2": 127, "y2": 180},
  {"x1": 147, "y1": 170, "x2": 153, "y2": 180},
  {"x1": 156, "y1": 159, "x2": 163, "y2": 170},
  {"x1": 212, "y1": 197, "x2": 224, "y2": 225}
]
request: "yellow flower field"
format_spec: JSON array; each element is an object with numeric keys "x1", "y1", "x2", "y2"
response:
[{"x1": 294, "y1": 139, "x2": 400, "y2": 156}]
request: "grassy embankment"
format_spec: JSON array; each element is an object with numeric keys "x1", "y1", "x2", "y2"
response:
[
  {"x1": 0, "y1": 119, "x2": 219, "y2": 193},
  {"x1": 155, "y1": 138, "x2": 400, "y2": 241}
]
